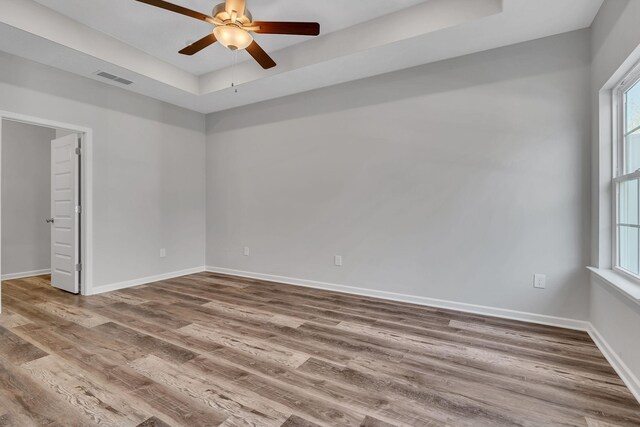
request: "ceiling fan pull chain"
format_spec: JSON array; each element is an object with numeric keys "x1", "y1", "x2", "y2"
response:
[{"x1": 231, "y1": 49, "x2": 238, "y2": 93}]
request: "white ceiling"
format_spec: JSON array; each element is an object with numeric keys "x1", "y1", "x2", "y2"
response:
[
  {"x1": 32, "y1": 0, "x2": 428, "y2": 75},
  {"x1": 0, "y1": 0, "x2": 604, "y2": 114}
]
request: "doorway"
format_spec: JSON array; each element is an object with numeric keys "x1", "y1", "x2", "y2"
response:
[{"x1": 0, "y1": 112, "x2": 92, "y2": 313}]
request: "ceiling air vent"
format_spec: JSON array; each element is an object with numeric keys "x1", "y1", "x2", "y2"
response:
[{"x1": 95, "y1": 71, "x2": 134, "y2": 86}]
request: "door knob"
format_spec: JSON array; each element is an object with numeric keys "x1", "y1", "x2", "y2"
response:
[{"x1": 46, "y1": 218, "x2": 54, "y2": 224}]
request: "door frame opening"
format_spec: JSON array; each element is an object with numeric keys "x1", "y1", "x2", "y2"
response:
[{"x1": 0, "y1": 110, "x2": 93, "y2": 312}]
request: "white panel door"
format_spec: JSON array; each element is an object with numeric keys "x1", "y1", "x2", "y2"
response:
[{"x1": 51, "y1": 134, "x2": 80, "y2": 294}]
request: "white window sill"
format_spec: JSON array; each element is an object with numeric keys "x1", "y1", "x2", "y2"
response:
[{"x1": 588, "y1": 267, "x2": 640, "y2": 304}]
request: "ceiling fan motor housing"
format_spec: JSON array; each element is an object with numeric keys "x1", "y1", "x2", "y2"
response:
[{"x1": 212, "y1": 3, "x2": 252, "y2": 25}]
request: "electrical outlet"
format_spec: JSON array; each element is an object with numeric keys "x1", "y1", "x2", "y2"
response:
[
  {"x1": 334, "y1": 255, "x2": 343, "y2": 267},
  {"x1": 160, "y1": 248, "x2": 166, "y2": 258},
  {"x1": 243, "y1": 246, "x2": 250, "y2": 256},
  {"x1": 533, "y1": 274, "x2": 546, "y2": 289}
]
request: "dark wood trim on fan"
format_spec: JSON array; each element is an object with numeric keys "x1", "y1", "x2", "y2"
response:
[
  {"x1": 135, "y1": 0, "x2": 213, "y2": 22},
  {"x1": 253, "y1": 21, "x2": 320, "y2": 36},
  {"x1": 179, "y1": 34, "x2": 218, "y2": 56},
  {"x1": 246, "y1": 41, "x2": 277, "y2": 69}
]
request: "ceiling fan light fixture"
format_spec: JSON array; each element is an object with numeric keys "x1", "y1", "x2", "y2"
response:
[{"x1": 213, "y1": 25, "x2": 253, "y2": 50}]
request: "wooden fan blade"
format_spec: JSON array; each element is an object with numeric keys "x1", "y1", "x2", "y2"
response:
[
  {"x1": 135, "y1": 0, "x2": 212, "y2": 22},
  {"x1": 252, "y1": 22, "x2": 320, "y2": 36},
  {"x1": 225, "y1": 0, "x2": 246, "y2": 18},
  {"x1": 179, "y1": 33, "x2": 217, "y2": 55},
  {"x1": 246, "y1": 41, "x2": 276, "y2": 69}
]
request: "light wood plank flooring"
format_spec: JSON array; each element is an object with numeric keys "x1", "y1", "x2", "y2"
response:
[{"x1": 0, "y1": 273, "x2": 639, "y2": 426}]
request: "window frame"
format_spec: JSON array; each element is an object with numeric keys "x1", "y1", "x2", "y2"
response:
[{"x1": 612, "y1": 65, "x2": 640, "y2": 282}]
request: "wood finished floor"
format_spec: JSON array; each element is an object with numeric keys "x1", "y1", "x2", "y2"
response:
[{"x1": 0, "y1": 273, "x2": 639, "y2": 427}]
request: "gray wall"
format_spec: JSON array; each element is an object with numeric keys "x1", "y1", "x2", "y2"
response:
[
  {"x1": 590, "y1": 0, "x2": 640, "y2": 390},
  {"x1": 0, "y1": 51, "x2": 206, "y2": 290},
  {"x1": 1, "y1": 120, "x2": 54, "y2": 276},
  {"x1": 205, "y1": 29, "x2": 592, "y2": 320}
]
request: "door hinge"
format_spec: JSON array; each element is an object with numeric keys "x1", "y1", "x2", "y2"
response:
[
  {"x1": 75, "y1": 205, "x2": 82, "y2": 214},
  {"x1": 75, "y1": 147, "x2": 81, "y2": 156},
  {"x1": 75, "y1": 263, "x2": 82, "y2": 272}
]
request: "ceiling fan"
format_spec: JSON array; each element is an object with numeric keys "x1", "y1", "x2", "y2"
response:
[{"x1": 136, "y1": 0, "x2": 320, "y2": 69}]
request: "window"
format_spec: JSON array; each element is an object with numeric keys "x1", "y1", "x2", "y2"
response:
[{"x1": 614, "y1": 70, "x2": 640, "y2": 278}]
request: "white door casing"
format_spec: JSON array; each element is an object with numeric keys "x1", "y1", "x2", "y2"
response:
[{"x1": 51, "y1": 134, "x2": 80, "y2": 293}]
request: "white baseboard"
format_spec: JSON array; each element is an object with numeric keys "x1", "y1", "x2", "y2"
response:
[
  {"x1": 1, "y1": 269, "x2": 51, "y2": 281},
  {"x1": 89, "y1": 266, "x2": 205, "y2": 295},
  {"x1": 587, "y1": 325, "x2": 640, "y2": 403},
  {"x1": 204, "y1": 266, "x2": 589, "y2": 331}
]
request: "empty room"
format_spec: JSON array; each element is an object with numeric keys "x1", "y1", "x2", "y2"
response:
[{"x1": 0, "y1": 0, "x2": 639, "y2": 426}]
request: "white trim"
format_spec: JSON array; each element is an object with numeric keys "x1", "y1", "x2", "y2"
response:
[
  {"x1": 588, "y1": 267, "x2": 640, "y2": 303},
  {"x1": 616, "y1": 59, "x2": 640, "y2": 95},
  {"x1": 1, "y1": 269, "x2": 51, "y2": 281},
  {"x1": 0, "y1": 110, "x2": 94, "y2": 298},
  {"x1": 88, "y1": 266, "x2": 205, "y2": 295},
  {"x1": 612, "y1": 84, "x2": 622, "y2": 271},
  {"x1": 204, "y1": 266, "x2": 590, "y2": 331},
  {"x1": 612, "y1": 63, "x2": 640, "y2": 278},
  {"x1": 587, "y1": 324, "x2": 640, "y2": 403}
]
